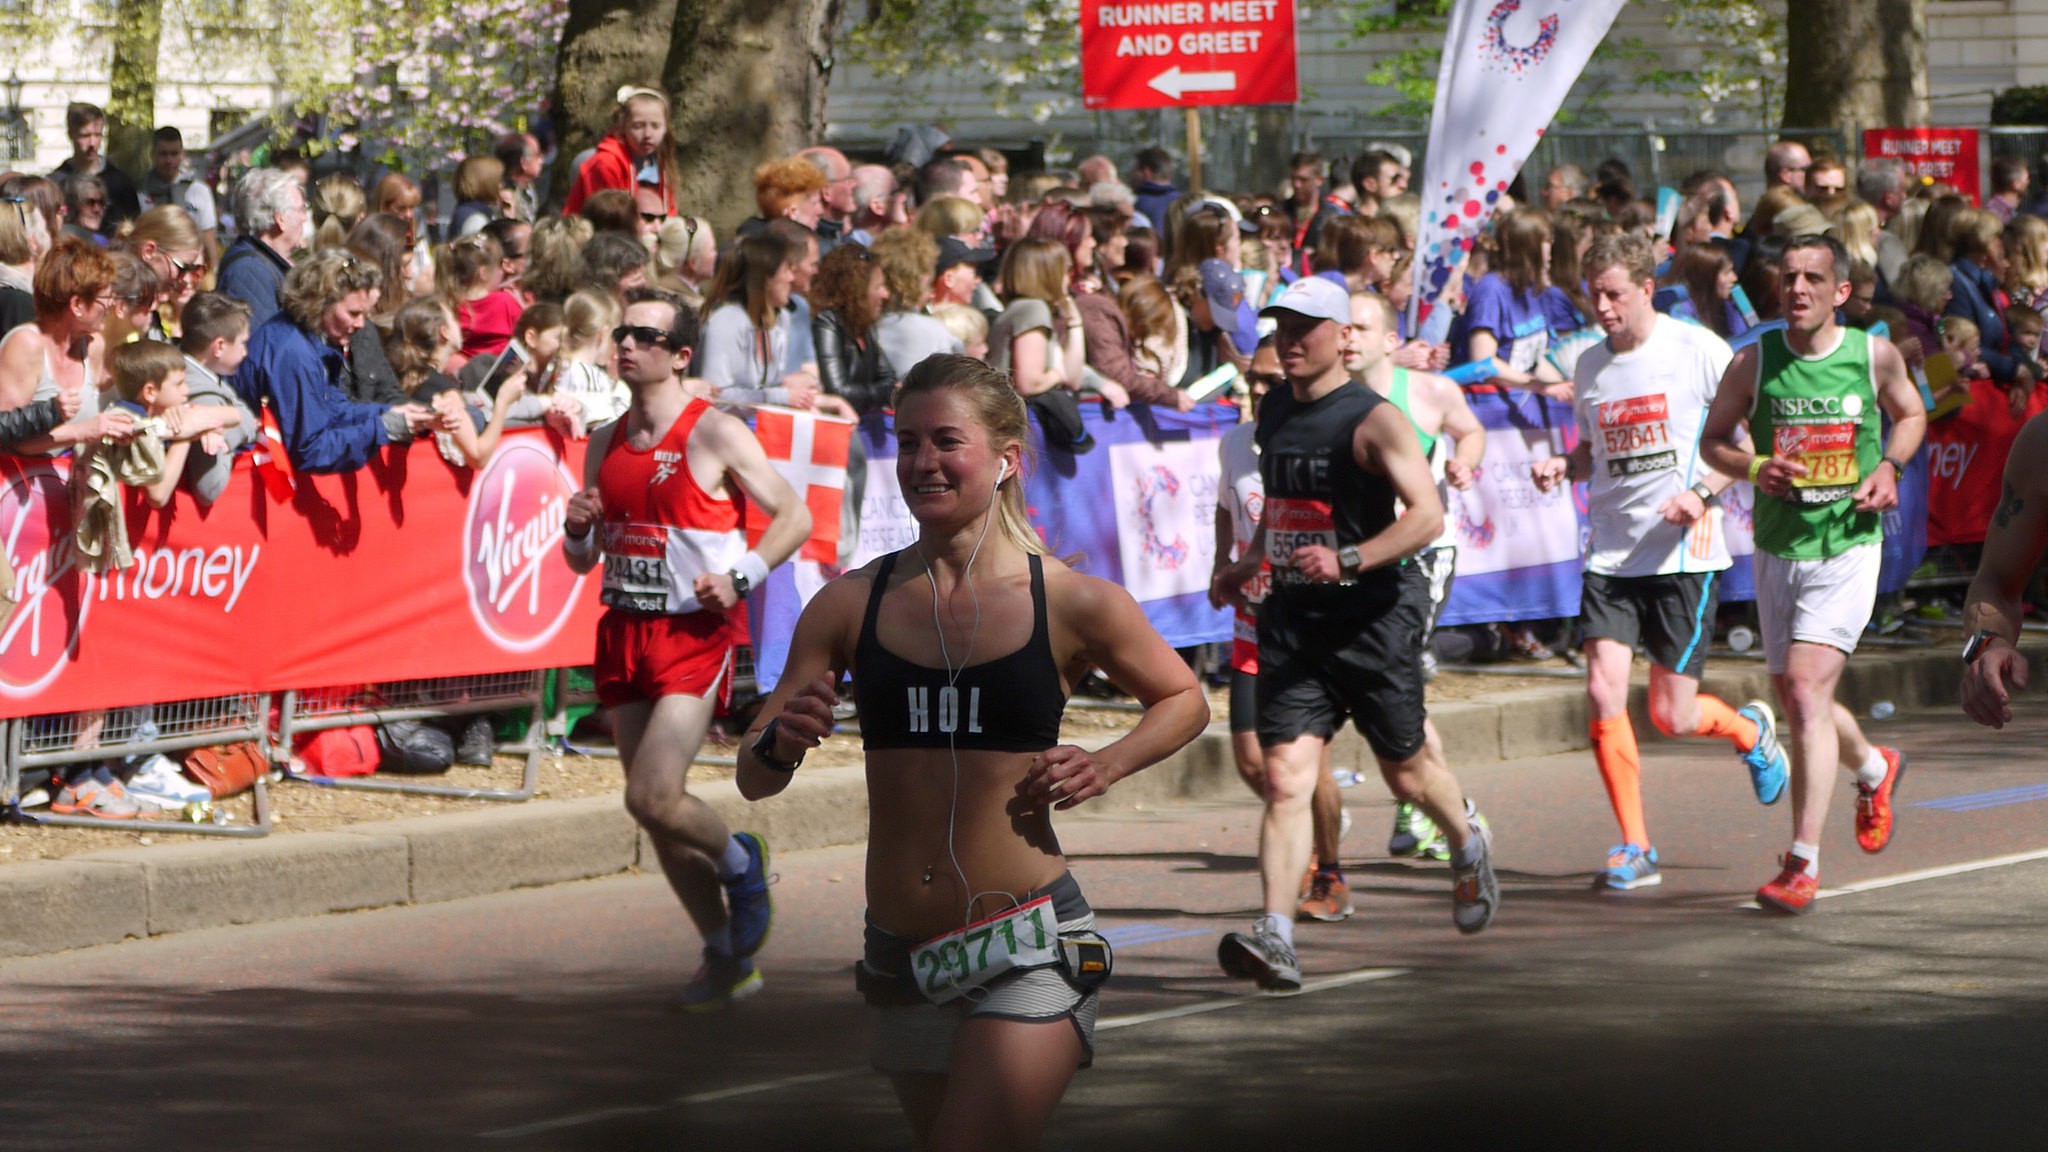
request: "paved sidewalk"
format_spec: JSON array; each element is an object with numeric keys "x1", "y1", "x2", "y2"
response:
[{"x1": 0, "y1": 644, "x2": 1998, "y2": 960}]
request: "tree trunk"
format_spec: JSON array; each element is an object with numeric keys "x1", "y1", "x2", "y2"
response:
[
  {"x1": 1782, "y1": 0, "x2": 1926, "y2": 137},
  {"x1": 105, "y1": 0, "x2": 162, "y2": 176},
  {"x1": 549, "y1": 0, "x2": 680, "y2": 207},
  {"x1": 663, "y1": 0, "x2": 842, "y2": 233}
]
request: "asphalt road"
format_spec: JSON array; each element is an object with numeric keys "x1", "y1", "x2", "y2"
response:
[{"x1": 4, "y1": 700, "x2": 2048, "y2": 1150}]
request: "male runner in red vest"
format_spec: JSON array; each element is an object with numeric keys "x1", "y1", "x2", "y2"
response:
[{"x1": 563, "y1": 288, "x2": 811, "y2": 1007}]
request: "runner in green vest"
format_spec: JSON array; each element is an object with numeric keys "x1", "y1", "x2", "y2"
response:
[{"x1": 1700, "y1": 235, "x2": 1926, "y2": 914}]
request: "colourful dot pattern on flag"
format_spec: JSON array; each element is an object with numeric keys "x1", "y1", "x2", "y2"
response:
[{"x1": 1483, "y1": 0, "x2": 1560, "y2": 74}]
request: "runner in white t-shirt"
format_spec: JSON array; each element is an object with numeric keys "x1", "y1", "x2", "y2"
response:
[{"x1": 1531, "y1": 233, "x2": 1790, "y2": 891}]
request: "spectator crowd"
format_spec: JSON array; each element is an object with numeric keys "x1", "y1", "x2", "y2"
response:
[{"x1": 1, "y1": 90, "x2": 2039, "y2": 808}]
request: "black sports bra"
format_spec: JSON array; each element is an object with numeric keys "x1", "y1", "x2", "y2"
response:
[{"x1": 854, "y1": 551, "x2": 1067, "y2": 752}]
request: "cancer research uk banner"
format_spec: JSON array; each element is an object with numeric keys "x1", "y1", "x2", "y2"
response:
[
  {"x1": 0, "y1": 429, "x2": 602, "y2": 717},
  {"x1": 748, "y1": 401, "x2": 1239, "y2": 693},
  {"x1": 1437, "y1": 388, "x2": 1583, "y2": 626},
  {"x1": 1412, "y1": 0, "x2": 1627, "y2": 320}
]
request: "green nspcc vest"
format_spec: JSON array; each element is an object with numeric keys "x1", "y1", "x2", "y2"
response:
[{"x1": 1750, "y1": 327, "x2": 1882, "y2": 560}]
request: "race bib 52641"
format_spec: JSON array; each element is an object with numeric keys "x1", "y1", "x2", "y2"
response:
[{"x1": 1597, "y1": 394, "x2": 1676, "y2": 477}]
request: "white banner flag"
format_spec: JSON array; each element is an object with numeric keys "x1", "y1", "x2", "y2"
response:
[{"x1": 1411, "y1": 0, "x2": 1627, "y2": 321}]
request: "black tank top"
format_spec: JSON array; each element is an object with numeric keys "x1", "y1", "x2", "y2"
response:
[
  {"x1": 854, "y1": 551, "x2": 1067, "y2": 752},
  {"x1": 1255, "y1": 379, "x2": 1403, "y2": 615}
]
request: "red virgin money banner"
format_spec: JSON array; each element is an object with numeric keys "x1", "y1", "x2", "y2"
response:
[{"x1": 0, "y1": 429, "x2": 602, "y2": 718}]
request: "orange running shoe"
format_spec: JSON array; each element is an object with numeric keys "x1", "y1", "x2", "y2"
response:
[
  {"x1": 1855, "y1": 747, "x2": 1906, "y2": 854},
  {"x1": 1757, "y1": 854, "x2": 1819, "y2": 914},
  {"x1": 1297, "y1": 870, "x2": 1355, "y2": 922}
]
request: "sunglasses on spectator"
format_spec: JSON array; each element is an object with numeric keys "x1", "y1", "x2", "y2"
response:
[
  {"x1": 640, "y1": 211, "x2": 669, "y2": 225},
  {"x1": 81, "y1": 198, "x2": 105, "y2": 209},
  {"x1": 168, "y1": 254, "x2": 206, "y2": 278},
  {"x1": 612, "y1": 324, "x2": 674, "y2": 349}
]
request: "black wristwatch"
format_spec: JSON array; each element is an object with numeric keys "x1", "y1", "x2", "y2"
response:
[
  {"x1": 1961, "y1": 629, "x2": 2007, "y2": 665},
  {"x1": 729, "y1": 568, "x2": 752, "y2": 596},
  {"x1": 750, "y1": 717, "x2": 801, "y2": 772}
]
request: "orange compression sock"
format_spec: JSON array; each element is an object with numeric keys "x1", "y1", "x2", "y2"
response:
[
  {"x1": 1591, "y1": 715, "x2": 1649, "y2": 848},
  {"x1": 1694, "y1": 695, "x2": 1759, "y2": 750}
]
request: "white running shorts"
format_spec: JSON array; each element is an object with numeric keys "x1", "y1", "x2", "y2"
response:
[{"x1": 1754, "y1": 542, "x2": 1881, "y2": 674}]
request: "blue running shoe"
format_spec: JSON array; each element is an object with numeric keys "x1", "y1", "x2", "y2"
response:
[
  {"x1": 1737, "y1": 700, "x2": 1788, "y2": 806},
  {"x1": 725, "y1": 832, "x2": 773, "y2": 957},
  {"x1": 1599, "y1": 843, "x2": 1662, "y2": 891}
]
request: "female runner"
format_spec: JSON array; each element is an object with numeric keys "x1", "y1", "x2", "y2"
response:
[{"x1": 737, "y1": 354, "x2": 1209, "y2": 1151}]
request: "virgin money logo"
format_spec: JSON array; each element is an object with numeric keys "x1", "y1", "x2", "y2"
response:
[
  {"x1": 0, "y1": 462, "x2": 87, "y2": 696},
  {"x1": 463, "y1": 440, "x2": 585, "y2": 652}
]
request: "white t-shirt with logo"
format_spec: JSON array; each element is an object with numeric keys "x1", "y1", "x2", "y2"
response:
[{"x1": 1572, "y1": 315, "x2": 1735, "y2": 577}]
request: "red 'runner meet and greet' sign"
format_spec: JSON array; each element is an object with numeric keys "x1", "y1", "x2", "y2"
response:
[
  {"x1": 1863, "y1": 127, "x2": 1983, "y2": 204},
  {"x1": 0, "y1": 429, "x2": 604, "y2": 717},
  {"x1": 1081, "y1": 0, "x2": 1297, "y2": 110}
]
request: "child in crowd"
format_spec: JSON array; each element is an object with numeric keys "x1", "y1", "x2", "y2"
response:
[
  {"x1": 547, "y1": 289, "x2": 628, "y2": 431},
  {"x1": 438, "y1": 231, "x2": 521, "y2": 369},
  {"x1": 2004, "y1": 304, "x2": 2042, "y2": 368},
  {"x1": 100, "y1": 340, "x2": 241, "y2": 507},
  {"x1": 387, "y1": 295, "x2": 527, "y2": 469},
  {"x1": 176, "y1": 292, "x2": 257, "y2": 506},
  {"x1": 1941, "y1": 316, "x2": 1989, "y2": 383},
  {"x1": 929, "y1": 301, "x2": 989, "y2": 362}
]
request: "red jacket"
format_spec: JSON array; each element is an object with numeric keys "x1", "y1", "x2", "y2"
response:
[{"x1": 563, "y1": 134, "x2": 675, "y2": 217}]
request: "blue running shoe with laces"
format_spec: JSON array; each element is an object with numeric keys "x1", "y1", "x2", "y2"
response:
[
  {"x1": 1599, "y1": 843, "x2": 1661, "y2": 890},
  {"x1": 725, "y1": 832, "x2": 773, "y2": 958},
  {"x1": 1737, "y1": 700, "x2": 1788, "y2": 806}
]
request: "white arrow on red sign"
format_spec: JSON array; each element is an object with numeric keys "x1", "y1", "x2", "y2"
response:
[{"x1": 1146, "y1": 66, "x2": 1238, "y2": 100}]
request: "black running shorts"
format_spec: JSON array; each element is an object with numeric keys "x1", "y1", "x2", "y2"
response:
[
  {"x1": 1579, "y1": 569, "x2": 1721, "y2": 679},
  {"x1": 1230, "y1": 669, "x2": 1258, "y2": 735},
  {"x1": 1255, "y1": 564, "x2": 1428, "y2": 760}
]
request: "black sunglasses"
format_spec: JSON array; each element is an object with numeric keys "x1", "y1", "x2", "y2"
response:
[
  {"x1": 612, "y1": 324, "x2": 674, "y2": 349},
  {"x1": 640, "y1": 211, "x2": 669, "y2": 225}
]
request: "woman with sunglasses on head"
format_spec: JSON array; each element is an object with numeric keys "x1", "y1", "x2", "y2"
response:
[
  {"x1": 564, "y1": 86, "x2": 677, "y2": 220},
  {"x1": 737, "y1": 354, "x2": 1208, "y2": 1152},
  {"x1": 0, "y1": 194, "x2": 51, "y2": 339}
]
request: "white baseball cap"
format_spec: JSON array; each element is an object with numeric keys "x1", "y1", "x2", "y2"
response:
[{"x1": 1259, "y1": 275, "x2": 1351, "y2": 326}]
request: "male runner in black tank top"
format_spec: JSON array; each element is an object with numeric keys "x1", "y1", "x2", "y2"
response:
[{"x1": 1210, "y1": 277, "x2": 1499, "y2": 991}]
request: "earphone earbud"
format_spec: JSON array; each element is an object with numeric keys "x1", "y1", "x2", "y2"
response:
[{"x1": 997, "y1": 459, "x2": 1009, "y2": 483}]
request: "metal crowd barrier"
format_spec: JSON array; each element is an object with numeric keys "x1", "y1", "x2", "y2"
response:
[
  {"x1": 548, "y1": 648, "x2": 757, "y2": 765},
  {"x1": 2, "y1": 693, "x2": 276, "y2": 838},
  {"x1": 276, "y1": 671, "x2": 548, "y2": 801}
]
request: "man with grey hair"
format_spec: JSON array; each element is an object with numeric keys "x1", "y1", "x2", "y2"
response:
[
  {"x1": 216, "y1": 168, "x2": 308, "y2": 329},
  {"x1": 1077, "y1": 154, "x2": 1118, "y2": 189},
  {"x1": 847, "y1": 164, "x2": 905, "y2": 246},
  {"x1": 1542, "y1": 164, "x2": 1589, "y2": 211},
  {"x1": 1857, "y1": 157, "x2": 1911, "y2": 292},
  {"x1": 799, "y1": 146, "x2": 855, "y2": 246}
]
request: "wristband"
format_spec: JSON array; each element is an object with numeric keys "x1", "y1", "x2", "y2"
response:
[
  {"x1": 1881, "y1": 456, "x2": 1907, "y2": 479},
  {"x1": 733, "y1": 550, "x2": 771, "y2": 592},
  {"x1": 1747, "y1": 456, "x2": 1767, "y2": 484},
  {"x1": 564, "y1": 523, "x2": 597, "y2": 559}
]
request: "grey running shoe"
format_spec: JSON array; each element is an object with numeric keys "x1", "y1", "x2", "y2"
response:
[
  {"x1": 1217, "y1": 922, "x2": 1302, "y2": 993},
  {"x1": 676, "y1": 949, "x2": 762, "y2": 1012},
  {"x1": 1451, "y1": 805, "x2": 1499, "y2": 935}
]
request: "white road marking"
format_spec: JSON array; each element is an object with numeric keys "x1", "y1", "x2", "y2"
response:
[
  {"x1": 479, "y1": 966, "x2": 1410, "y2": 1139},
  {"x1": 1729, "y1": 847, "x2": 2048, "y2": 910}
]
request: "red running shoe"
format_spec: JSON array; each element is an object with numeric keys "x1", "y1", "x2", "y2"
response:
[
  {"x1": 1855, "y1": 747, "x2": 1906, "y2": 854},
  {"x1": 1757, "y1": 854, "x2": 1819, "y2": 914}
]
